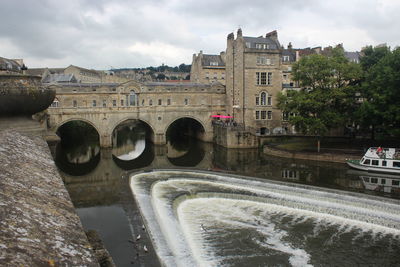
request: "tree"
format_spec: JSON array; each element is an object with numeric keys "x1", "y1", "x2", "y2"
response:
[
  {"x1": 357, "y1": 47, "x2": 400, "y2": 138},
  {"x1": 156, "y1": 73, "x2": 166, "y2": 80},
  {"x1": 278, "y1": 46, "x2": 362, "y2": 150}
]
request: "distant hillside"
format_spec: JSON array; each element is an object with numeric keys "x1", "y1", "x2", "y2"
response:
[{"x1": 111, "y1": 63, "x2": 191, "y2": 73}]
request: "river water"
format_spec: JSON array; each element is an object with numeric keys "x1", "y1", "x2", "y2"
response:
[{"x1": 53, "y1": 125, "x2": 400, "y2": 267}]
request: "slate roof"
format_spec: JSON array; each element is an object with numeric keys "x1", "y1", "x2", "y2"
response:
[
  {"x1": 42, "y1": 73, "x2": 77, "y2": 83},
  {"x1": 201, "y1": 54, "x2": 225, "y2": 67},
  {"x1": 243, "y1": 36, "x2": 280, "y2": 50},
  {"x1": 282, "y1": 49, "x2": 296, "y2": 62},
  {"x1": 0, "y1": 57, "x2": 21, "y2": 72}
]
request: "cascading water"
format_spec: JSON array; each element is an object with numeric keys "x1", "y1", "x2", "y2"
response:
[{"x1": 131, "y1": 170, "x2": 400, "y2": 267}]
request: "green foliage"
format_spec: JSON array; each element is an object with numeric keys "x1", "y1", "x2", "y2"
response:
[
  {"x1": 278, "y1": 46, "x2": 362, "y2": 136},
  {"x1": 112, "y1": 63, "x2": 191, "y2": 73},
  {"x1": 156, "y1": 73, "x2": 166, "y2": 80},
  {"x1": 357, "y1": 47, "x2": 400, "y2": 137}
]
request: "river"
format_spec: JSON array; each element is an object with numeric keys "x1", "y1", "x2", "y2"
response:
[{"x1": 52, "y1": 123, "x2": 400, "y2": 267}]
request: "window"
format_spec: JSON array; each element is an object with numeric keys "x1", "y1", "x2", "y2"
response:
[
  {"x1": 149, "y1": 99, "x2": 153, "y2": 106},
  {"x1": 283, "y1": 112, "x2": 289, "y2": 121},
  {"x1": 129, "y1": 91, "x2": 137, "y2": 106},
  {"x1": 255, "y1": 96, "x2": 259, "y2": 106},
  {"x1": 113, "y1": 100, "x2": 117, "y2": 107},
  {"x1": 103, "y1": 100, "x2": 106, "y2": 107},
  {"x1": 245, "y1": 42, "x2": 251, "y2": 48},
  {"x1": 393, "y1": 161, "x2": 400, "y2": 168},
  {"x1": 267, "y1": 111, "x2": 272, "y2": 120},
  {"x1": 50, "y1": 99, "x2": 59, "y2": 108},
  {"x1": 261, "y1": 110, "x2": 266, "y2": 120},
  {"x1": 92, "y1": 100, "x2": 96, "y2": 107},
  {"x1": 372, "y1": 160, "x2": 379, "y2": 166},
  {"x1": 73, "y1": 100, "x2": 77, "y2": 108},
  {"x1": 121, "y1": 99, "x2": 124, "y2": 106},
  {"x1": 363, "y1": 159, "x2": 370, "y2": 165},
  {"x1": 381, "y1": 179, "x2": 386, "y2": 184},
  {"x1": 382, "y1": 160, "x2": 387, "y2": 166},
  {"x1": 256, "y1": 72, "x2": 272, "y2": 85},
  {"x1": 260, "y1": 92, "x2": 266, "y2": 105},
  {"x1": 210, "y1": 62, "x2": 218, "y2": 66},
  {"x1": 267, "y1": 96, "x2": 272, "y2": 106},
  {"x1": 392, "y1": 180, "x2": 400, "y2": 186},
  {"x1": 257, "y1": 57, "x2": 271, "y2": 65},
  {"x1": 371, "y1": 178, "x2": 378, "y2": 183},
  {"x1": 283, "y1": 55, "x2": 290, "y2": 62},
  {"x1": 255, "y1": 43, "x2": 269, "y2": 49},
  {"x1": 142, "y1": 99, "x2": 145, "y2": 106},
  {"x1": 167, "y1": 99, "x2": 171, "y2": 105},
  {"x1": 255, "y1": 111, "x2": 260, "y2": 120},
  {"x1": 158, "y1": 99, "x2": 162, "y2": 105},
  {"x1": 184, "y1": 98, "x2": 188, "y2": 105}
]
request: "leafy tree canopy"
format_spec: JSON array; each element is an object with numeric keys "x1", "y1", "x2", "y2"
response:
[
  {"x1": 357, "y1": 46, "x2": 400, "y2": 137},
  {"x1": 278, "y1": 46, "x2": 362, "y2": 136}
]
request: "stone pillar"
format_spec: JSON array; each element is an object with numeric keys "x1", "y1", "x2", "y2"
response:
[
  {"x1": 100, "y1": 134, "x2": 112, "y2": 148},
  {"x1": 154, "y1": 133, "x2": 166, "y2": 145}
]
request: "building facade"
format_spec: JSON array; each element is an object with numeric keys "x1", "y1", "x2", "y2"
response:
[{"x1": 190, "y1": 51, "x2": 226, "y2": 85}]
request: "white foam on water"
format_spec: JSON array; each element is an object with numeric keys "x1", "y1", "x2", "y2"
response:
[
  {"x1": 130, "y1": 170, "x2": 400, "y2": 267},
  {"x1": 178, "y1": 198, "x2": 313, "y2": 267}
]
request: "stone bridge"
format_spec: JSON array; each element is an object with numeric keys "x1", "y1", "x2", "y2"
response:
[{"x1": 46, "y1": 80, "x2": 226, "y2": 147}]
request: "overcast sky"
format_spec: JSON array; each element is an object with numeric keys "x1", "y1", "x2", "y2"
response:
[{"x1": 1, "y1": 0, "x2": 399, "y2": 70}]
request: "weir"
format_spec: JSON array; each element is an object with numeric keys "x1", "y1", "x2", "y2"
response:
[{"x1": 130, "y1": 170, "x2": 400, "y2": 267}]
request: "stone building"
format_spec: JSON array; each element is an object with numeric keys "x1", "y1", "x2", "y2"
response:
[
  {"x1": 0, "y1": 57, "x2": 24, "y2": 74},
  {"x1": 190, "y1": 51, "x2": 226, "y2": 85},
  {"x1": 224, "y1": 29, "x2": 287, "y2": 135}
]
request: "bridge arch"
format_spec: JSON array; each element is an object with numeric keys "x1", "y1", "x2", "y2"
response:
[
  {"x1": 56, "y1": 118, "x2": 101, "y2": 140},
  {"x1": 164, "y1": 116, "x2": 207, "y2": 140},
  {"x1": 111, "y1": 117, "x2": 156, "y2": 143}
]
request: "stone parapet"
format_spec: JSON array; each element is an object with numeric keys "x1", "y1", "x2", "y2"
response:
[{"x1": 0, "y1": 123, "x2": 98, "y2": 266}]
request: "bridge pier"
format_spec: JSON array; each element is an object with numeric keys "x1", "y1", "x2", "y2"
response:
[
  {"x1": 100, "y1": 134, "x2": 112, "y2": 148},
  {"x1": 154, "y1": 133, "x2": 166, "y2": 145}
]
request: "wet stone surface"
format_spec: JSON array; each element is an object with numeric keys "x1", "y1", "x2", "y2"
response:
[{"x1": 0, "y1": 129, "x2": 98, "y2": 266}]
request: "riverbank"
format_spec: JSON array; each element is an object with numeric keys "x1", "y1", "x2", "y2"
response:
[
  {"x1": 263, "y1": 145, "x2": 362, "y2": 163},
  {"x1": 0, "y1": 119, "x2": 98, "y2": 266}
]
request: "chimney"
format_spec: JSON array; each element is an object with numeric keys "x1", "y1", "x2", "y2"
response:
[
  {"x1": 227, "y1": 32, "x2": 234, "y2": 40},
  {"x1": 266, "y1": 30, "x2": 278, "y2": 41},
  {"x1": 287, "y1": 42, "x2": 293, "y2": 50},
  {"x1": 237, "y1": 28, "x2": 242, "y2": 38},
  {"x1": 220, "y1": 51, "x2": 226, "y2": 63}
]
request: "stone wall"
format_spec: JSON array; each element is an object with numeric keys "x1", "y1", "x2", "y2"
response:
[
  {"x1": 263, "y1": 145, "x2": 361, "y2": 163},
  {"x1": 0, "y1": 125, "x2": 98, "y2": 266},
  {"x1": 213, "y1": 124, "x2": 258, "y2": 148}
]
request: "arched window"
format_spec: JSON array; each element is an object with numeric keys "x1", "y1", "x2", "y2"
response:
[
  {"x1": 260, "y1": 92, "x2": 267, "y2": 105},
  {"x1": 129, "y1": 90, "x2": 137, "y2": 106},
  {"x1": 50, "y1": 98, "x2": 59, "y2": 108}
]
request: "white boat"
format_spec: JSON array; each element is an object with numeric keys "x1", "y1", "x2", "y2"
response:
[{"x1": 346, "y1": 147, "x2": 400, "y2": 174}]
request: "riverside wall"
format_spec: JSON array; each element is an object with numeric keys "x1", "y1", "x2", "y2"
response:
[
  {"x1": 263, "y1": 145, "x2": 362, "y2": 163},
  {"x1": 0, "y1": 121, "x2": 98, "y2": 266}
]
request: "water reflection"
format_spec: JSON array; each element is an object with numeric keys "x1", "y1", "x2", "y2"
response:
[
  {"x1": 348, "y1": 170, "x2": 400, "y2": 197},
  {"x1": 112, "y1": 120, "x2": 147, "y2": 161},
  {"x1": 55, "y1": 141, "x2": 100, "y2": 176},
  {"x1": 53, "y1": 138, "x2": 400, "y2": 266},
  {"x1": 167, "y1": 137, "x2": 205, "y2": 167}
]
